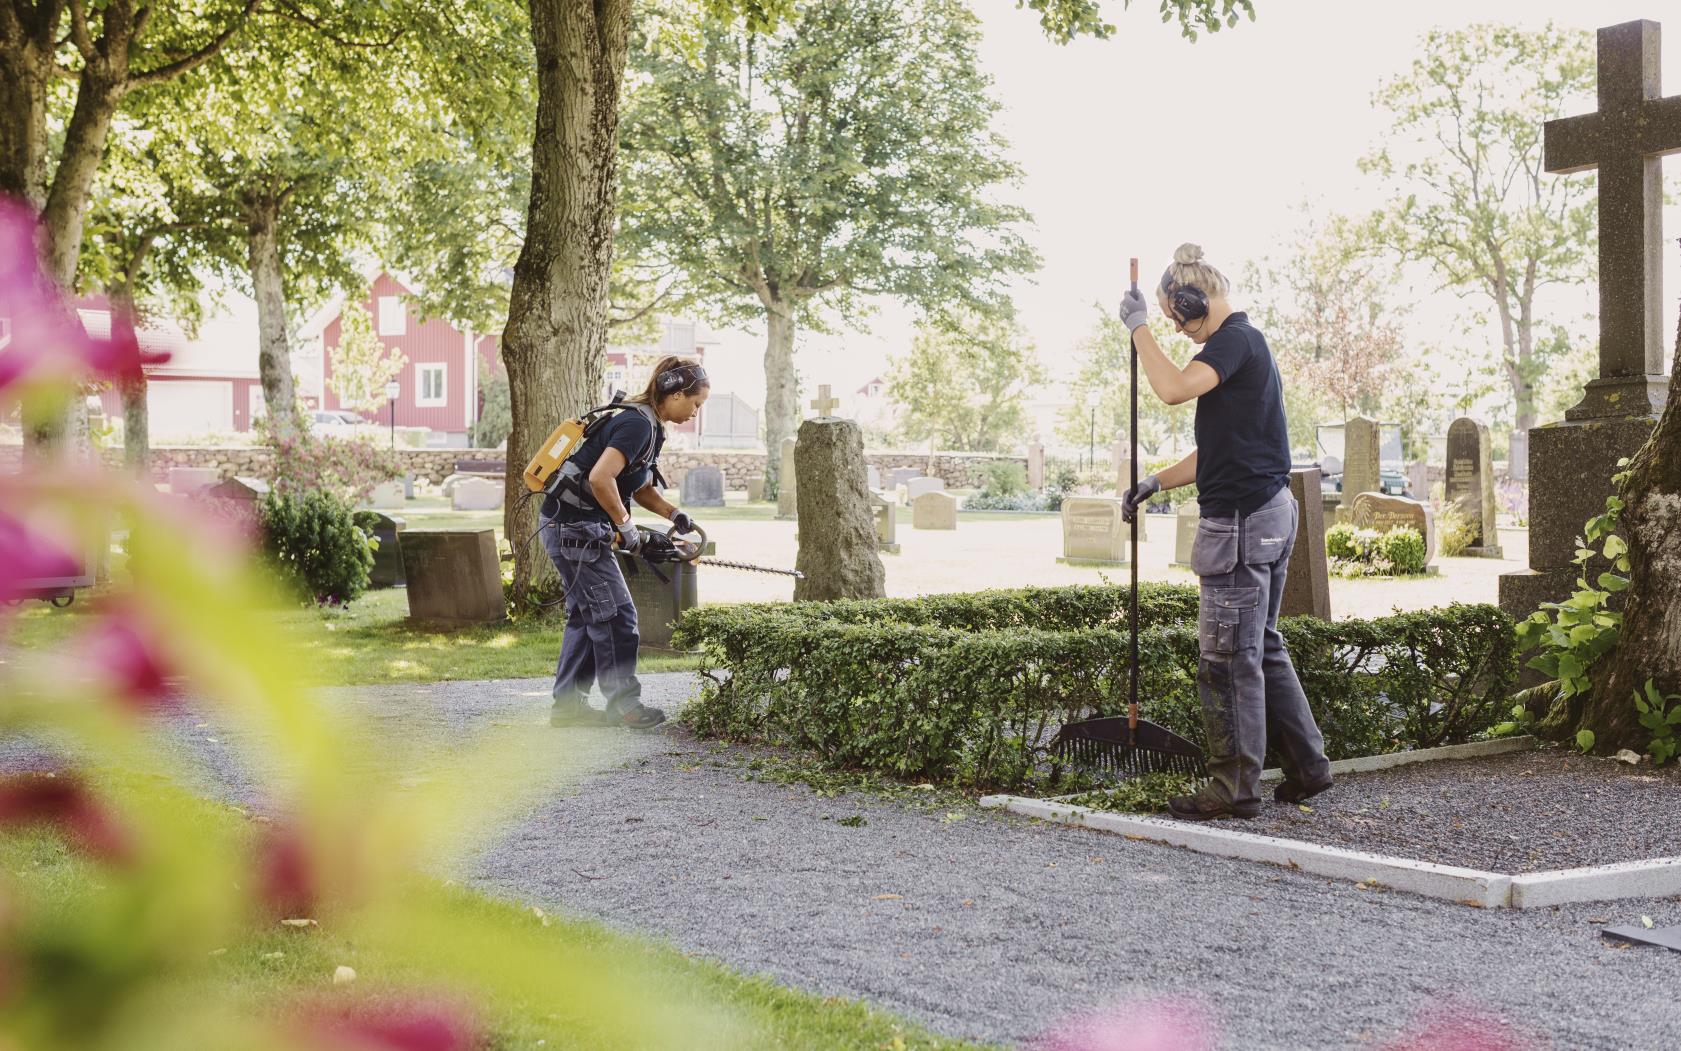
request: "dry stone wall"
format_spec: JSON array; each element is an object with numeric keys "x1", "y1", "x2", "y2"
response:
[{"x1": 2, "y1": 444, "x2": 1026, "y2": 490}]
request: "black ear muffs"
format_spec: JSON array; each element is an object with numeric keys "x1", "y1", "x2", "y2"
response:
[
  {"x1": 655, "y1": 364, "x2": 708, "y2": 395},
  {"x1": 1168, "y1": 284, "x2": 1209, "y2": 326}
]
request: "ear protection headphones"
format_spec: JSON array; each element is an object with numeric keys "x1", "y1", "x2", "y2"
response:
[
  {"x1": 654, "y1": 362, "x2": 709, "y2": 395},
  {"x1": 1161, "y1": 267, "x2": 1210, "y2": 328}
]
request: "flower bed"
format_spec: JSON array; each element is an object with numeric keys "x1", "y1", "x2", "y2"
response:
[{"x1": 674, "y1": 586, "x2": 1516, "y2": 790}]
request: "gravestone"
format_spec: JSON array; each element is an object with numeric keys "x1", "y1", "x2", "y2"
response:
[
  {"x1": 1172, "y1": 497, "x2": 1200, "y2": 568},
  {"x1": 885, "y1": 467, "x2": 921, "y2": 492},
  {"x1": 912, "y1": 491, "x2": 958, "y2": 530},
  {"x1": 793, "y1": 419, "x2": 886, "y2": 600},
  {"x1": 866, "y1": 464, "x2": 882, "y2": 490},
  {"x1": 746, "y1": 477, "x2": 765, "y2": 502},
  {"x1": 868, "y1": 491, "x2": 900, "y2": 554},
  {"x1": 1445, "y1": 419, "x2": 1502, "y2": 558},
  {"x1": 680, "y1": 465, "x2": 726, "y2": 507},
  {"x1": 1059, "y1": 496, "x2": 1132, "y2": 564},
  {"x1": 1349, "y1": 491, "x2": 1436, "y2": 565},
  {"x1": 1504, "y1": 19, "x2": 1680, "y2": 619},
  {"x1": 365, "y1": 479, "x2": 405, "y2": 509},
  {"x1": 1339, "y1": 416, "x2": 1380, "y2": 521},
  {"x1": 616, "y1": 537, "x2": 715, "y2": 650},
  {"x1": 1027, "y1": 439, "x2": 1045, "y2": 490},
  {"x1": 776, "y1": 437, "x2": 799, "y2": 520},
  {"x1": 202, "y1": 476, "x2": 269, "y2": 531},
  {"x1": 167, "y1": 466, "x2": 220, "y2": 494},
  {"x1": 401, "y1": 529, "x2": 504, "y2": 623},
  {"x1": 362, "y1": 512, "x2": 406, "y2": 588},
  {"x1": 904, "y1": 476, "x2": 945, "y2": 503},
  {"x1": 452, "y1": 476, "x2": 503, "y2": 511},
  {"x1": 1281, "y1": 468, "x2": 1332, "y2": 619}
]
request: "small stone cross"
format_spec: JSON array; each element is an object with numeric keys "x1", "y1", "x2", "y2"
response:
[
  {"x1": 810, "y1": 384, "x2": 840, "y2": 417},
  {"x1": 1544, "y1": 19, "x2": 1681, "y2": 418}
]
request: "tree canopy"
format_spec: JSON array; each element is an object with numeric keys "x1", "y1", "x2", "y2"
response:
[{"x1": 889, "y1": 312, "x2": 1046, "y2": 454}]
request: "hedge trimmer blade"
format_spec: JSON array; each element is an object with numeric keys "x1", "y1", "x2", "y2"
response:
[{"x1": 694, "y1": 557, "x2": 804, "y2": 579}]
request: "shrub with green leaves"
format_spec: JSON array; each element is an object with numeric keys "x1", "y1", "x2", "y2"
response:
[
  {"x1": 1326, "y1": 522, "x2": 1358, "y2": 560},
  {"x1": 258, "y1": 490, "x2": 375, "y2": 606},
  {"x1": 1381, "y1": 527, "x2": 1427, "y2": 574},
  {"x1": 675, "y1": 587, "x2": 1514, "y2": 791},
  {"x1": 977, "y1": 460, "x2": 1028, "y2": 498},
  {"x1": 1434, "y1": 498, "x2": 1476, "y2": 558}
]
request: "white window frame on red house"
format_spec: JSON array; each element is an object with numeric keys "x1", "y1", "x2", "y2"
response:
[
  {"x1": 377, "y1": 295, "x2": 406, "y2": 336},
  {"x1": 416, "y1": 363, "x2": 447, "y2": 407}
]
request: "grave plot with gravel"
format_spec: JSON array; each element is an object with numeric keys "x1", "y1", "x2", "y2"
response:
[{"x1": 1243, "y1": 748, "x2": 1681, "y2": 872}]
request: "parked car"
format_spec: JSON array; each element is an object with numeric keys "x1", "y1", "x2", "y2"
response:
[{"x1": 310, "y1": 410, "x2": 365, "y2": 432}]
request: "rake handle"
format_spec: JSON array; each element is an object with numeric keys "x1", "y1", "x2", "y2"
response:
[{"x1": 1128, "y1": 256, "x2": 1139, "y2": 733}]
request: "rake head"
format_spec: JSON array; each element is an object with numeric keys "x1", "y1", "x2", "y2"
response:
[{"x1": 1049, "y1": 715, "x2": 1206, "y2": 779}]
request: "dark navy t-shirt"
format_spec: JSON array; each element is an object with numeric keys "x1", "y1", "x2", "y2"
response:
[
  {"x1": 552, "y1": 406, "x2": 664, "y2": 525},
  {"x1": 1190, "y1": 312, "x2": 1292, "y2": 518}
]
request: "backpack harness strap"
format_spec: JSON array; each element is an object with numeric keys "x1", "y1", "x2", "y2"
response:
[{"x1": 540, "y1": 402, "x2": 663, "y2": 519}]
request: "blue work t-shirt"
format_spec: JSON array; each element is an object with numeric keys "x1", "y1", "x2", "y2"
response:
[
  {"x1": 1190, "y1": 311, "x2": 1292, "y2": 518},
  {"x1": 552, "y1": 406, "x2": 665, "y2": 525}
]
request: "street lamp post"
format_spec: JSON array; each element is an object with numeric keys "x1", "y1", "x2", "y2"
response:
[
  {"x1": 1085, "y1": 390, "x2": 1100, "y2": 471},
  {"x1": 386, "y1": 380, "x2": 401, "y2": 449}
]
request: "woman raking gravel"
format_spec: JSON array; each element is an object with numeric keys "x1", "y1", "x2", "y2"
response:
[
  {"x1": 1119, "y1": 244, "x2": 1334, "y2": 820},
  {"x1": 537, "y1": 356, "x2": 710, "y2": 730}
]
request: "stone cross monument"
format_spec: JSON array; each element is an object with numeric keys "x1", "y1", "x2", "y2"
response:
[
  {"x1": 809, "y1": 385, "x2": 841, "y2": 417},
  {"x1": 1501, "y1": 19, "x2": 1681, "y2": 620}
]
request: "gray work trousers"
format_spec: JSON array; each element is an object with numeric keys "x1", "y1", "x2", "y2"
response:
[
  {"x1": 538, "y1": 516, "x2": 642, "y2": 715},
  {"x1": 1191, "y1": 486, "x2": 1331, "y2": 808}
]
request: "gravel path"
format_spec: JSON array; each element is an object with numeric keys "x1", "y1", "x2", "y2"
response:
[
  {"x1": 1243, "y1": 750, "x2": 1681, "y2": 872},
  {"x1": 6, "y1": 674, "x2": 1681, "y2": 1049}
]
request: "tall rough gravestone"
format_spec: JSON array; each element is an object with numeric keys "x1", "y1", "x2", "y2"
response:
[
  {"x1": 1281, "y1": 468, "x2": 1332, "y2": 619},
  {"x1": 793, "y1": 419, "x2": 886, "y2": 600},
  {"x1": 680, "y1": 465, "x2": 726, "y2": 507},
  {"x1": 775, "y1": 437, "x2": 798, "y2": 520},
  {"x1": 401, "y1": 530, "x2": 504, "y2": 623},
  {"x1": 1339, "y1": 416, "x2": 1381, "y2": 522},
  {"x1": 1445, "y1": 418, "x2": 1502, "y2": 557},
  {"x1": 1502, "y1": 19, "x2": 1680, "y2": 619}
]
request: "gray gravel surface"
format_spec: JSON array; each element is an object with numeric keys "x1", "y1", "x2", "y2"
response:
[
  {"x1": 7, "y1": 674, "x2": 1681, "y2": 1050},
  {"x1": 1244, "y1": 750, "x2": 1681, "y2": 872}
]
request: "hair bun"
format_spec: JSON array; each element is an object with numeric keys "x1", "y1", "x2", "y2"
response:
[{"x1": 1172, "y1": 243, "x2": 1204, "y2": 266}]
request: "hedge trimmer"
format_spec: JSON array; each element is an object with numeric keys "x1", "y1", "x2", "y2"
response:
[{"x1": 622, "y1": 523, "x2": 804, "y2": 580}]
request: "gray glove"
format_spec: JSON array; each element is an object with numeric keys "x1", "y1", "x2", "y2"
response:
[
  {"x1": 1121, "y1": 474, "x2": 1161, "y2": 523},
  {"x1": 1120, "y1": 288, "x2": 1149, "y2": 332},
  {"x1": 614, "y1": 518, "x2": 643, "y2": 554},
  {"x1": 671, "y1": 510, "x2": 696, "y2": 536}
]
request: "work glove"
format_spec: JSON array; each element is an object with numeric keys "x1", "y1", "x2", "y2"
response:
[
  {"x1": 1121, "y1": 474, "x2": 1161, "y2": 523},
  {"x1": 671, "y1": 511, "x2": 697, "y2": 537},
  {"x1": 614, "y1": 518, "x2": 644, "y2": 555},
  {"x1": 1120, "y1": 287, "x2": 1149, "y2": 333}
]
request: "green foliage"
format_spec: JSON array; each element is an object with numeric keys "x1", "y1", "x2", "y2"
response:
[
  {"x1": 1512, "y1": 464, "x2": 1632, "y2": 701},
  {"x1": 1325, "y1": 522, "x2": 1358, "y2": 560},
  {"x1": 1326, "y1": 525, "x2": 1426, "y2": 577},
  {"x1": 674, "y1": 587, "x2": 1515, "y2": 790},
  {"x1": 473, "y1": 354, "x2": 513, "y2": 449},
  {"x1": 1575, "y1": 729, "x2": 1596, "y2": 755},
  {"x1": 1381, "y1": 527, "x2": 1427, "y2": 575},
  {"x1": 1017, "y1": 0, "x2": 1256, "y2": 43},
  {"x1": 329, "y1": 297, "x2": 409, "y2": 412},
  {"x1": 889, "y1": 313, "x2": 1047, "y2": 453},
  {"x1": 258, "y1": 490, "x2": 375, "y2": 606},
  {"x1": 1059, "y1": 307, "x2": 1193, "y2": 457},
  {"x1": 1434, "y1": 498, "x2": 1475, "y2": 558},
  {"x1": 259, "y1": 418, "x2": 404, "y2": 505},
  {"x1": 1633, "y1": 679, "x2": 1681, "y2": 766},
  {"x1": 1062, "y1": 773, "x2": 1198, "y2": 813},
  {"x1": 978, "y1": 461, "x2": 1029, "y2": 499}
]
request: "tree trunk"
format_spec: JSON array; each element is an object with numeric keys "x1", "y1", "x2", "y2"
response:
[
  {"x1": 110, "y1": 236, "x2": 154, "y2": 476},
  {"x1": 247, "y1": 197, "x2": 300, "y2": 443},
  {"x1": 500, "y1": 0, "x2": 632, "y2": 607},
  {"x1": 1579, "y1": 244, "x2": 1681, "y2": 753},
  {"x1": 761, "y1": 300, "x2": 798, "y2": 494},
  {"x1": 42, "y1": 76, "x2": 123, "y2": 287},
  {"x1": 0, "y1": 30, "x2": 52, "y2": 206}
]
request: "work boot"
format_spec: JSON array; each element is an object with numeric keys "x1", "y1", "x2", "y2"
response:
[
  {"x1": 1273, "y1": 774, "x2": 1333, "y2": 804},
  {"x1": 1166, "y1": 790, "x2": 1260, "y2": 822},
  {"x1": 613, "y1": 704, "x2": 667, "y2": 730}
]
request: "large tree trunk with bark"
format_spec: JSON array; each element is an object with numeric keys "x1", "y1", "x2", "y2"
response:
[
  {"x1": 1580, "y1": 245, "x2": 1681, "y2": 752},
  {"x1": 42, "y1": 78, "x2": 122, "y2": 286},
  {"x1": 246, "y1": 198, "x2": 301, "y2": 443},
  {"x1": 500, "y1": 0, "x2": 632, "y2": 607},
  {"x1": 110, "y1": 236, "x2": 154, "y2": 476},
  {"x1": 760, "y1": 300, "x2": 798, "y2": 494},
  {"x1": 0, "y1": 11, "x2": 54, "y2": 206}
]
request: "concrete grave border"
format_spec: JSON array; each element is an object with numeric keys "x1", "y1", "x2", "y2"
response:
[{"x1": 980, "y1": 736, "x2": 1681, "y2": 909}]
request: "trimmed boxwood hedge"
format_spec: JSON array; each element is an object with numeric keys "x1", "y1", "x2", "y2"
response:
[{"x1": 673, "y1": 587, "x2": 1515, "y2": 791}]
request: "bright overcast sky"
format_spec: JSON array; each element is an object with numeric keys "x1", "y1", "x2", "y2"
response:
[{"x1": 705, "y1": 0, "x2": 1681, "y2": 417}]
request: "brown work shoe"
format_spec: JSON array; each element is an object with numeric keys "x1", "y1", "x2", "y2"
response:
[
  {"x1": 1273, "y1": 775, "x2": 1333, "y2": 804},
  {"x1": 614, "y1": 704, "x2": 668, "y2": 730},
  {"x1": 1166, "y1": 790, "x2": 1260, "y2": 822}
]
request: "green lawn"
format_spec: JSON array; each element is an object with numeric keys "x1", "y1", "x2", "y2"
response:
[{"x1": 2, "y1": 815, "x2": 989, "y2": 1051}]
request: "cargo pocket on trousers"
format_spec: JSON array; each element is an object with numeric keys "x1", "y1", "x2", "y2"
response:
[
  {"x1": 1200, "y1": 586, "x2": 1260, "y2": 657},
  {"x1": 582, "y1": 580, "x2": 619, "y2": 624},
  {"x1": 1240, "y1": 501, "x2": 1293, "y2": 565},
  {"x1": 1191, "y1": 521, "x2": 1239, "y2": 577}
]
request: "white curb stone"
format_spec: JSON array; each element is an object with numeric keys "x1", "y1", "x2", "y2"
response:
[
  {"x1": 1509, "y1": 856, "x2": 1681, "y2": 909},
  {"x1": 1258, "y1": 736, "x2": 1538, "y2": 782},
  {"x1": 979, "y1": 795, "x2": 1512, "y2": 908}
]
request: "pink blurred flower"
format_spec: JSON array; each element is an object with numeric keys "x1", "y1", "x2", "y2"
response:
[
  {"x1": 77, "y1": 606, "x2": 177, "y2": 710},
  {"x1": 1383, "y1": 1005, "x2": 1534, "y2": 1051},
  {"x1": 0, "y1": 774, "x2": 132, "y2": 863},
  {"x1": 1031, "y1": 997, "x2": 1216, "y2": 1051},
  {"x1": 0, "y1": 509, "x2": 81, "y2": 603},
  {"x1": 299, "y1": 995, "x2": 481, "y2": 1051}
]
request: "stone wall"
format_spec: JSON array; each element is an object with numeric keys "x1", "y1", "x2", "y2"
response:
[{"x1": 2, "y1": 444, "x2": 1027, "y2": 490}]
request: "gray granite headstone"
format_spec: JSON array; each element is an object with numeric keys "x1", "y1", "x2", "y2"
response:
[
  {"x1": 1445, "y1": 418, "x2": 1502, "y2": 557},
  {"x1": 452, "y1": 476, "x2": 503, "y2": 511},
  {"x1": 1059, "y1": 496, "x2": 1132, "y2": 563},
  {"x1": 912, "y1": 491, "x2": 958, "y2": 530},
  {"x1": 866, "y1": 464, "x2": 882, "y2": 490},
  {"x1": 868, "y1": 490, "x2": 900, "y2": 554},
  {"x1": 401, "y1": 529, "x2": 504, "y2": 623},
  {"x1": 776, "y1": 437, "x2": 799, "y2": 520},
  {"x1": 680, "y1": 465, "x2": 726, "y2": 507},
  {"x1": 1339, "y1": 416, "x2": 1381, "y2": 520},
  {"x1": 1280, "y1": 468, "x2": 1331, "y2": 619},
  {"x1": 167, "y1": 466, "x2": 221, "y2": 494},
  {"x1": 905, "y1": 476, "x2": 945, "y2": 502},
  {"x1": 362, "y1": 512, "x2": 406, "y2": 587}
]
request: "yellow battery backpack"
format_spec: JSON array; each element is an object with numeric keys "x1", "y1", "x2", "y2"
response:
[{"x1": 521, "y1": 394, "x2": 665, "y2": 515}]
